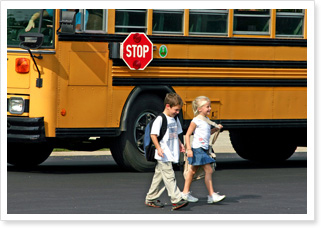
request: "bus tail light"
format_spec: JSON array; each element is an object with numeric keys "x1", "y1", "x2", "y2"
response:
[{"x1": 15, "y1": 58, "x2": 30, "y2": 73}]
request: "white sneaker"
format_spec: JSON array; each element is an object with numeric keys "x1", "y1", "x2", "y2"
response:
[
  {"x1": 181, "y1": 192, "x2": 199, "y2": 203},
  {"x1": 207, "y1": 192, "x2": 226, "y2": 204}
]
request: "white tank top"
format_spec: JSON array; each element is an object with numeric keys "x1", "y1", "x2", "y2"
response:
[{"x1": 192, "y1": 117, "x2": 211, "y2": 150}]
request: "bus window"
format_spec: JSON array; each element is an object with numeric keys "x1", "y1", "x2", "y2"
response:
[
  {"x1": 153, "y1": 9, "x2": 184, "y2": 34},
  {"x1": 85, "y1": 9, "x2": 107, "y2": 32},
  {"x1": 7, "y1": 9, "x2": 54, "y2": 48},
  {"x1": 276, "y1": 9, "x2": 304, "y2": 37},
  {"x1": 58, "y1": 9, "x2": 91, "y2": 32},
  {"x1": 115, "y1": 9, "x2": 147, "y2": 33},
  {"x1": 233, "y1": 9, "x2": 270, "y2": 35},
  {"x1": 189, "y1": 9, "x2": 228, "y2": 35},
  {"x1": 76, "y1": 9, "x2": 88, "y2": 31}
]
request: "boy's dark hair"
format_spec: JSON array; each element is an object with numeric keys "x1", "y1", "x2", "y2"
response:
[{"x1": 164, "y1": 93, "x2": 183, "y2": 107}]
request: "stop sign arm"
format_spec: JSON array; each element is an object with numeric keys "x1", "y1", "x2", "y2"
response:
[{"x1": 121, "y1": 33, "x2": 153, "y2": 70}]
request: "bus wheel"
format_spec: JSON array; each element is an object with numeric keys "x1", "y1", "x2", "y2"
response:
[
  {"x1": 110, "y1": 94, "x2": 164, "y2": 172},
  {"x1": 229, "y1": 129, "x2": 297, "y2": 162},
  {"x1": 7, "y1": 143, "x2": 53, "y2": 167}
]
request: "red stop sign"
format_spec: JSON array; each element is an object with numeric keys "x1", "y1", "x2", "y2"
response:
[{"x1": 121, "y1": 33, "x2": 153, "y2": 70}]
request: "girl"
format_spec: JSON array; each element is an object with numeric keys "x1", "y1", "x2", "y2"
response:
[{"x1": 182, "y1": 96, "x2": 226, "y2": 203}]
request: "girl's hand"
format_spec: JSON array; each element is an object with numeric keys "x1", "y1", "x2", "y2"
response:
[{"x1": 187, "y1": 149, "x2": 193, "y2": 157}]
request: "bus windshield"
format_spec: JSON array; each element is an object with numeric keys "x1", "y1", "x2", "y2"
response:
[{"x1": 7, "y1": 9, "x2": 55, "y2": 48}]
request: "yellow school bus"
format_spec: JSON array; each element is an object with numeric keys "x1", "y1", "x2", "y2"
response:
[{"x1": 7, "y1": 9, "x2": 307, "y2": 171}]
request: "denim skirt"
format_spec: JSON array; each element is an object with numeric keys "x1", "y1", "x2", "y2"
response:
[{"x1": 188, "y1": 147, "x2": 216, "y2": 166}]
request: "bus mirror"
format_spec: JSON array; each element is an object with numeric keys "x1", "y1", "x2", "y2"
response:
[
  {"x1": 19, "y1": 33, "x2": 44, "y2": 50},
  {"x1": 18, "y1": 33, "x2": 44, "y2": 88},
  {"x1": 60, "y1": 11, "x2": 76, "y2": 33}
]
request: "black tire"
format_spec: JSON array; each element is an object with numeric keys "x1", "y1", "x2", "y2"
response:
[
  {"x1": 7, "y1": 143, "x2": 53, "y2": 167},
  {"x1": 110, "y1": 94, "x2": 164, "y2": 172},
  {"x1": 229, "y1": 129, "x2": 297, "y2": 162}
]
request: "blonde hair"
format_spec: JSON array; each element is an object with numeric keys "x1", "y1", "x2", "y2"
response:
[{"x1": 192, "y1": 96, "x2": 210, "y2": 116}]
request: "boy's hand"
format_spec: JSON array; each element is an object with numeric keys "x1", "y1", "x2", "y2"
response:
[
  {"x1": 179, "y1": 143, "x2": 185, "y2": 153},
  {"x1": 157, "y1": 148, "x2": 164, "y2": 157}
]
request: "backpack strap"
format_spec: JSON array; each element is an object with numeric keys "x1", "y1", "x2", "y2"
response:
[
  {"x1": 157, "y1": 113, "x2": 179, "y2": 142},
  {"x1": 157, "y1": 113, "x2": 167, "y2": 142},
  {"x1": 196, "y1": 115, "x2": 219, "y2": 128}
]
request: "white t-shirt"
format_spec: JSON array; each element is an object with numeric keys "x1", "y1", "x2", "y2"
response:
[
  {"x1": 150, "y1": 114, "x2": 183, "y2": 163},
  {"x1": 192, "y1": 117, "x2": 211, "y2": 150}
]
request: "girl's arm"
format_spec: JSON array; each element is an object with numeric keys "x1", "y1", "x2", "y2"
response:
[{"x1": 185, "y1": 122, "x2": 196, "y2": 157}]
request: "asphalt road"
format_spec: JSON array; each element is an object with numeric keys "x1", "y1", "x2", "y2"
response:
[{"x1": 7, "y1": 151, "x2": 307, "y2": 215}]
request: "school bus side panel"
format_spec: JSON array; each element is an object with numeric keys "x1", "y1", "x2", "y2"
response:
[
  {"x1": 175, "y1": 87, "x2": 307, "y2": 121},
  {"x1": 56, "y1": 41, "x2": 131, "y2": 129}
]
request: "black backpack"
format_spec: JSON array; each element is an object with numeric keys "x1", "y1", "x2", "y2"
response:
[{"x1": 143, "y1": 113, "x2": 167, "y2": 162}]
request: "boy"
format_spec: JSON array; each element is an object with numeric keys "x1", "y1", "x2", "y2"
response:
[{"x1": 145, "y1": 93, "x2": 189, "y2": 210}]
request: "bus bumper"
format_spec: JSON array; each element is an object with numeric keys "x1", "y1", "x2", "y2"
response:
[{"x1": 7, "y1": 117, "x2": 46, "y2": 143}]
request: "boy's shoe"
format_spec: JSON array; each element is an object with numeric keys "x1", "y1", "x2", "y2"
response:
[
  {"x1": 181, "y1": 192, "x2": 199, "y2": 203},
  {"x1": 145, "y1": 199, "x2": 164, "y2": 208},
  {"x1": 172, "y1": 199, "x2": 189, "y2": 210},
  {"x1": 207, "y1": 192, "x2": 226, "y2": 204}
]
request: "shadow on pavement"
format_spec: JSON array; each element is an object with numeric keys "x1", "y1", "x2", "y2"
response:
[{"x1": 7, "y1": 152, "x2": 307, "y2": 174}]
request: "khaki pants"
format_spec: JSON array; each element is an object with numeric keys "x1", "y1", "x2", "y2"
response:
[{"x1": 145, "y1": 161, "x2": 182, "y2": 204}]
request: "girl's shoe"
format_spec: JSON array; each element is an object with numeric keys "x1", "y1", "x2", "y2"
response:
[
  {"x1": 207, "y1": 192, "x2": 226, "y2": 204},
  {"x1": 181, "y1": 191, "x2": 199, "y2": 202}
]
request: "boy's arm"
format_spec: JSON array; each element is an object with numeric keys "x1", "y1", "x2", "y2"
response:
[
  {"x1": 179, "y1": 139, "x2": 185, "y2": 153},
  {"x1": 151, "y1": 134, "x2": 164, "y2": 157}
]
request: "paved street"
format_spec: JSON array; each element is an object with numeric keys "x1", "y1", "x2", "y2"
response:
[
  {"x1": 6, "y1": 131, "x2": 308, "y2": 218},
  {"x1": 7, "y1": 152, "x2": 307, "y2": 215}
]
